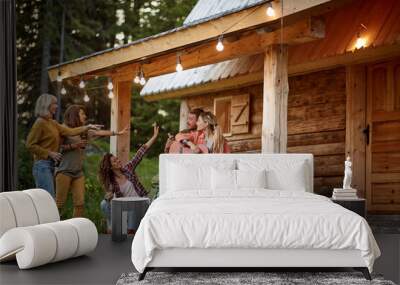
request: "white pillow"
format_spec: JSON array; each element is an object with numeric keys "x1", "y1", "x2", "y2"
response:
[
  {"x1": 166, "y1": 159, "x2": 236, "y2": 192},
  {"x1": 238, "y1": 159, "x2": 308, "y2": 191},
  {"x1": 236, "y1": 169, "x2": 267, "y2": 189},
  {"x1": 266, "y1": 161, "x2": 307, "y2": 191},
  {"x1": 167, "y1": 162, "x2": 210, "y2": 191},
  {"x1": 211, "y1": 168, "x2": 236, "y2": 190}
]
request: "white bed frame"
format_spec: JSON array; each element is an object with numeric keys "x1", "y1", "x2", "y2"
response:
[
  {"x1": 139, "y1": 154, "x2": 371, "y2": 280},
  {"x1": 148, "y1": 249, "x2": 366, "y2": 268}
]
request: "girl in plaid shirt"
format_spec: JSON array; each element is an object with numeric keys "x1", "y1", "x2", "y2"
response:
[{"x1": 98, "y1": 124, "x2": 159, "y2": 233}]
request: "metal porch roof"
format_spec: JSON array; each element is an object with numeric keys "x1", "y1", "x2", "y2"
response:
[
  {"x1": 140, "y1": 54, "x2": 263, "y2": 97},
  {"x1": 184, "y1": 0, "x2": 266, "y2": 25}
]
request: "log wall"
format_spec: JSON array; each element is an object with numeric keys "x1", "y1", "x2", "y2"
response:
[{"x1": 287, "y1": 67, "x2": 346, "y2": 196}]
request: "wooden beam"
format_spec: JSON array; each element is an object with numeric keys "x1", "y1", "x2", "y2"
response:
[
  {"x1": 48, "y1": 0, "x2": 337, "y2": 82},
  {"x1": 110, "y1": 79, "x2": 132, "y2": 164},
  {"x1": 345, "y1": 65, "x2": 367, "y2": 198},
  {"x1": 289, "y1": 43, "x2": 400, "y2": 76},
  {"x1": 179, "y1": 99, "x2": 189, "y2": 131},
  {"x1": 262, "y1": 44, "x2": 289, "y2": 153},
  {"x1": 144, "y1": 42, "x2": 400, "y2": 103},
  {"x1": 116, "y1": 17, "x2": 325, "y2": 79},
  {"x1": 143, "y1": 71, "x2": 264, "y2": 102}
]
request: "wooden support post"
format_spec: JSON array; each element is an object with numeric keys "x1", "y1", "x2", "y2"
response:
[
  {"x1": 110, "y1": 79, "x2": 132, "y2": 164},
  {"x1": 179, "y1": 99, "x2": 189, "y2": 131},
  {"x1": 345, "y1": 65, "x2": 366, "y2": 197},
  {"x1": 262, "y1": 44, "x2": 289, "y2": 153}
]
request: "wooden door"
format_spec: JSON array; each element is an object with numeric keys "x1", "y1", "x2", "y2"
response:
[{"x1": 366, "y1": 59, "x2": 400, "y2": 213}]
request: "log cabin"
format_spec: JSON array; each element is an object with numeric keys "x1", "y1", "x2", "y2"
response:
[{"x1": 48, "y1": 0, "x2": 400, "y2": 214}]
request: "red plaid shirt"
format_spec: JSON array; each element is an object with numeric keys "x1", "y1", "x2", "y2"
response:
[{"x1": 110, "y1": 145, "x2": 149, "y2": 198}]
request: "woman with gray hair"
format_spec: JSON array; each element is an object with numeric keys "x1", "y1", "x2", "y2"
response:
[{"x1": 26, "y1": 94, "x2": 101, "y2": 197}]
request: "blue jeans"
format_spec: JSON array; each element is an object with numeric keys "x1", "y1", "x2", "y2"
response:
[
  {"x1": 32, "y1": 160, "x2": 55, "y2": 198},
  {"x1": 100, "y1": 199, "x2": 136, "y2": 231}
]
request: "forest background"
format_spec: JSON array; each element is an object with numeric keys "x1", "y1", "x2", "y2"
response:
[{"x1": 17, "y1": 0, "x2": 197, "y2": 231}]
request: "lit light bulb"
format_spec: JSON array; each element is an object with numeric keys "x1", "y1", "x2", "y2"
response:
[
  {"x1": 108, "y1": 90, "x2": 114, "y2": 99},
  {"x1": 266, "y1": 3, "x2": 275, "y2": 17},
  {"x1": 79, "y1": 79, "x2": 85, "y2": 89},
  {"x1": 140, "y1": 76, "x2": 146, "y2": 86},
  {"x1": 176, "y1": 55, "x2": 183, "y2": 72},
  {"x1": 107, "y1": 80, "x2": 113, "y2": 90},
  {"x1": 61, "y1": 87, "x2": 67, "y2": 95},
  {"x1": 216, "y1": 37, "x2": 224, "y2": 52},
  {"x1": 134, "y1": 75, "x2": 140, "y2": 84},
  {"x1": 355, "y1": 36, "x2": 367, "y2": 49},
  {"x1": 176, "y1": 63, "x2": 183, "y2": 72},
  {"x1": 56, "y1": 74, "x2": 62, "y2": 83},
  {"x1": 83, "y1": 93, "x2": 90, "y2": 102}
]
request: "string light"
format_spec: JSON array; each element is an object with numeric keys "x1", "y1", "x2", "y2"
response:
[
  {"x1": 79, "y1": 77, "x2": 85, "y2": 89},
  {"x1": 83, "y1": 92, "x2": 90, "y2": 102},
  {"x1": 266, "y1": 2, "x2": 275, "y2": 17},
  {"x1": 133, "y1": 73, "x2": 140, "y2": 84},
  {"x1": 355, "y1": 24, "x2": 367, "y2": 49},
  {"x1": 60, "y1": 2, "x2": 282, "y2": 92},
  {"x1": 56, "y1": 71, "x2": 62, "y2": 83},
  {"x1": 139, "y1": 68, "x2": 146, "y2": 85},
  {"x1": 176, "y1": 54, "x2": 183, "y2": 72},
  {"x1": 139, "y1": 76, "x2": 146, "y2": 86},
  {"x1": 133, "y1": 67, "x2": 141, "y2": 84},
  {"x1": 216, "y1": 35, "x2": 224, "y2": 52},
  {"x1": 107, "y1": 78, "x2": 113, "y2": 90}
]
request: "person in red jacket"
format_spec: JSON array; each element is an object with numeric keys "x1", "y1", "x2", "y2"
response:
[
  {"x1": 164, "y1": 108, "x2": 204, "y2": 153},
  {"x1": 180, "y1": 111, "x2": 230, "y2": 153}
]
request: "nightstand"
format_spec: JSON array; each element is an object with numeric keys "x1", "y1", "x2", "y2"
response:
[{"x1": 331, "y1": 198, "x2": 366, "y2": 218}]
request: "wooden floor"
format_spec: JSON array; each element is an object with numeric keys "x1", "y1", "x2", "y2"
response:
[{"x1": 0, "y1": 234, "x2": 399, "y2": 285}]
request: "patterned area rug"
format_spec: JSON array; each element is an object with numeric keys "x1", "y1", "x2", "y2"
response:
[{"x1": 117, "y1": 271, "x2": 396, "y2": 285}]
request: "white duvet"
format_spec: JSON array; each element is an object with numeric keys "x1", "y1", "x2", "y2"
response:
[{"x1": 131, "y1": 190, "x2": 380, "y2": 273}]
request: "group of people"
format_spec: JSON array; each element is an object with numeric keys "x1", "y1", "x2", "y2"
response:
[
  {"x1": 26, "y1": 93, "x2": 229, "y2": 232},
  {"x1": 165, "y1": 108, "x2": 230, "y2": 154}
]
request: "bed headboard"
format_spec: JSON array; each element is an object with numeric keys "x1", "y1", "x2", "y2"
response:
[{"x1": 159, "y1": 154, "x2": 313, "y2": 196}]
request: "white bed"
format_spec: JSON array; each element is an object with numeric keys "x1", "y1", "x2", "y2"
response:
[{"x1": 131, "y1": 154, "x2": 380, "y2": 280}]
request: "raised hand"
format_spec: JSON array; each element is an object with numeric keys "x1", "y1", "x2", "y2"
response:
[{"x1": 152, "y1": 123, "x2": 159, "y2": 139}]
